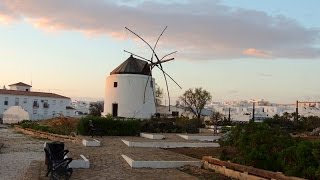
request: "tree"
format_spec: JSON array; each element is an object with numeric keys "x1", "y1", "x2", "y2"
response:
[
  {"x1": 155, "y1": 84, "x2": 163, "y2": 106},
  {"x1": 210, "y1": 111, "x2": 224, "y2": 133},
  {"x1": 89, "y1": 102, "x2": 104, "y2": 116},
  {"x1": 179, "y1": 87, "x2": 212, "y2": 119}
]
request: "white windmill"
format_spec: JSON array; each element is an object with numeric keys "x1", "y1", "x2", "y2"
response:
[{"x1": 103, "y1": 26, "x2": 182, "y2": 119}]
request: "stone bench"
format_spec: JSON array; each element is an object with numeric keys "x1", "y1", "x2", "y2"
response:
[
  {"x1": 121, "y1": 155, "x2": 202, "y2": 169},
  {"x1": 177, "y1": 134, "x2": 221, "y2": 142},
  {"x1": 68, "y1": 155, "x2": 90, "y2": 169},
  {"x1": 140, "y1": 133, "x2": 165, "y2": 140},
  {"x1": 82, "y1": 139, "x2": 101, "y2": 147},
  {"x1": 121, "y1": 139, "x2": 220, "y2": 148}
]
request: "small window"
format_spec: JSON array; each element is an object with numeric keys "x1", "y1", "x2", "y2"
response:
[
  {"x1": 114, "y1": 82, "x2": 118, "y2": 87},
  {"x1": 26, "y1": 89, "x2": 29, "y2": 92},
  {"x1": 15, "y1": 98, "x2": 19, "y2": 106},
  {"x1": 4, "y1": 97, "x2": 8, "y2": 106},
  {"x1": 33, "y1": 99, "x2": 39, "y2": 108},
  {"x1": 23, "y1": 98, "x2": 27, "y2": 104}
]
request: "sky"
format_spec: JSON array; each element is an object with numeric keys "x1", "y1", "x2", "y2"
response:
[{"x1": 0, "y1": 0, "x2": 320, "y2": 104}]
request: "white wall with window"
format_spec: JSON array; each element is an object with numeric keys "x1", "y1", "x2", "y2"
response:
[{"x1": 0, "y1": 82, "x2": 75, "y2": 120}]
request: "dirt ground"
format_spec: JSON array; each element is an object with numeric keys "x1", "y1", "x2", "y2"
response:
[
  {"x1": 166, "y1": 147, "x2": 237, "y2": 179},
  {"x1": 166, "y1": 147, "x2": 223, "y2": 160},
  {"x1": 179, "y1": 165, "x2": 233, "y2": 180}
]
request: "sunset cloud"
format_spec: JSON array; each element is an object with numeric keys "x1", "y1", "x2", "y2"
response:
[
  {"x1": 0, "y1": 0, "x2": 319, "y2": 60},
  {"x1": 243, "y1": 48, "x2": 272, "y2": 58}
]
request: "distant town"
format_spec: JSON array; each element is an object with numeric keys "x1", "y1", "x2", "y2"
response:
[{"x1": 1, "y1": 82, "x2": 319, "y2": 123}]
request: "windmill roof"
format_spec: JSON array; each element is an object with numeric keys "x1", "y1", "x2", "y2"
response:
[{"x1": 110, "y1": 55, "x2": 151, "y2": 75}]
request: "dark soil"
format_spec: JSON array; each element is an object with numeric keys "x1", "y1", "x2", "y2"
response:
[
  {"x1": 166, "y1": 147, "x2": 223, "y2": 160},
  {"x1": 167, "y1": 147, "x2": 236, "y2": 179},
  {"x1": 178, "y1": 165, "x2": 233, "y2": 180}
]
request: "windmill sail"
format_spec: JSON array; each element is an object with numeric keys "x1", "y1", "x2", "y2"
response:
[{"x1": 125, "y1": 26, "x2": 182, "y2": 112}]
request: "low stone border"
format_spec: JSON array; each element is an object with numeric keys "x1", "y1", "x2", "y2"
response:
[
  {"x1": 82, "y1": 139, "x2": 101, "y2": 147},
  {"x1": 203, "y1": 156, "x2": 305, "y2": 180},
  {"x1": 177, "y1": 134, "x2": 220, "y2": 142},
  {"x1": 121, "y1": 139, "x2": 220, "y2": 148},
  {"x1": 207, "y1": 129, "x2": 222, "y2": 133},
  {"x1": 14, "y1": 126, "x2": 81, "y2": 143},
  {"x1": 69, "y1": 155, "x2": 90, "y2": 169},
  {"x1": 140, "y1": 133, "x2": 165, "y2": 140},
  {"x1": 121, "y1": 155, "x2": 202, "y2": 169}
]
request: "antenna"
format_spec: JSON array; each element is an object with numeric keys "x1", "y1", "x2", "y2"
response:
[
  {"x1": 125, "y1": 26, "x2": 182, "y2": 111},
  {"x1": 30, "y1": 73, "x2": 33, "y2": 86}
]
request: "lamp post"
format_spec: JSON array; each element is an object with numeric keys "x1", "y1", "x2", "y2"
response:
[{"x1": 252, "y1": 102, "x2": 255, "y2": 122}]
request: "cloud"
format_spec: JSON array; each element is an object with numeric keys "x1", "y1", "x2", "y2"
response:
[
  {"x1": 0, "y1": 0, "x2": 319, "y2": 60},
  {"x1": 258, "y1": 73, "x2": 273, "y2": 78},
  {"x1": 243, "y1": 48, "x2": 272, "y2": 58},
  {"x1": 227, "y1": 90, "x2": 239, "y2": 94}
]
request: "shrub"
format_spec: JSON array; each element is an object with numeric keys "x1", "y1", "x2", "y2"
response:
[
  {"x1": 280, "y1": 141, "x2": 320, "y2": 179},
  {"x1": 20, "y1": 120, "x2": 52, "y2": 133},
  {"x1": 220, "y1": 122, "x2": 320, "y2": 178},
  {"x1": 19, "y1": 119, "x2": 76, "y2": 135},
  {"x1": 220, "y1": 122, "x2": 294, "y2": 171},
  {"x1": 141, "y1": 117, "x2": 201, "y2": 133},
  {"x1": 77, "y1": 116, "x2": 141, "y2": 136}
]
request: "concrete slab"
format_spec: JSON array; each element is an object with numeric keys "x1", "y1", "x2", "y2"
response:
[
  {"x1": 121, "y1": 155, "x2": 202, "y2": 169},
  {"x1": 177, "y1": 134, "x2": 220, "y2": 142},
  {"x1": 140, "y1": 133, "x2": 165, "y2": 140},
  {"x1": 82, "y1": 139, "x2": 101, "y2": 147},
  {"x1": 69, "y1": 155, "x2": 90, "y2": 169},
  {"x1": 121, "y1": 139, "x2": 220, "y2": 148},
  {"x1": 208, "y1": 129, "x2": 221, "y2": 133}
]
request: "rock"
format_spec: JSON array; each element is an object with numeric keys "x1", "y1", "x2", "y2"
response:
[
  {"x1": 310, "y1": 127, "x2": 320, "y2": 136},
  {"x1": 70, "y1": 132, "x2": 77, "y2": 137}
]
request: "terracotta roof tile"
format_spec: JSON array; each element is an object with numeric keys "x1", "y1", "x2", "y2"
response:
[
  {"x1": 8, "y1": 82, "x2": 32, "y2": 87},
  {"x1": 0, "y1": 89, "x2": 70, "y2": 99}
]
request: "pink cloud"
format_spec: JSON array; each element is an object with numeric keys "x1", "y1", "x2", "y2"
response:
[
  {"x1": 0, "y1": 14, "x2": 14, "y2": 24},
  {"x1": 0, "y1": 0, "x2": 319, "y2": 60},
  {"x1": 243, "y1": 48, "x2": 272, "y2": 58}
]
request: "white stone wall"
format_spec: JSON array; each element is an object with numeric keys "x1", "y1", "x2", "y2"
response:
[
  {"x1": 0, "y1": 94, "x2": 72, "y2": 120},
  {"x1": 10, "y1": 86, "x2": 30, "y2": 91},
  {"x1": 103, "y1": 74, "x2": 156, "y2": 119}
]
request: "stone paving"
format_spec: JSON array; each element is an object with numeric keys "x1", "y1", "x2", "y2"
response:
[
  {"x1": 1, "y1": 126, "x2": 199, "y2": 179},
  {"x1": 0, "y1": 125, "x2": 45, "y2": 180},
  {"x1": 61, "y1": 136, "x2": 198, "y2": 179}
]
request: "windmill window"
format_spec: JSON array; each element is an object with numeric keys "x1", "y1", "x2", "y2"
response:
[{"x1": 114, "y1": 82, "x2": 118, "y2": 87}]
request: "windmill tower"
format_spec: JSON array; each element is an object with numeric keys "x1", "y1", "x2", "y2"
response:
[{"x1": 103, "y1": 26, "x2": 181, "y2": 119}]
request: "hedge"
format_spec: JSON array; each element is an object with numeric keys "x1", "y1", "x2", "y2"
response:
[
  {"x1": 20, "y1": 120, "x2": 52, "y2": 133},
  {"x1": 141, "y1": 117, "x2": 202, "y2": 133},
  {"x1": 77, "y1": 116, "x2": 141, "y2": 136}
]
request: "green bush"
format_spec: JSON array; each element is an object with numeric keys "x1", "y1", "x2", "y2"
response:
[
  {"x1": 220, "y1": 122, "x2": 320, "y2": 178},
  {"x1": 280, "y1": 141, "x2": 320, "y2": 179},
  {"x1": 20, "y1": 120, "x2": 52, "y2": 133},
  {"x1": 77, "y1": 116, "x2": 141, "y2": 136},
  {"x1": 141, "y1": 117, "x2": 201, "y2": 133}
]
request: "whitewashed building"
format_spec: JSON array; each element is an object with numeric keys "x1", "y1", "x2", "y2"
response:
[
  {"x1": 103, "y1": 55, "x2": 156, "y2": 119},
  {"x1": 0, "y1": 82, "x2": 75, "y2": 121}
]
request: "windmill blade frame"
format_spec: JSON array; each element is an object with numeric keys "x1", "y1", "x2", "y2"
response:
[{"x1": 125, "y1": 26, "x2": 181, "y2": 111}]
